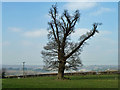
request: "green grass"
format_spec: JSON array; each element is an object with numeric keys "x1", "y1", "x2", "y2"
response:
[{"x1": 2, "y1": 74, "x2": 118, "y2": 88}]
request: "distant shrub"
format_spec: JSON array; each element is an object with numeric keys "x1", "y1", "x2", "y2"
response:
[{"x1": 2, "y1": 68, "x2": 6, "y2": 78}]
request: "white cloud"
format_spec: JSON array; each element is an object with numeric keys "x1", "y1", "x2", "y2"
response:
[
  {"x1": 79, "y1": 29, "x2": 117, "y2": 65},
  {"x1": 71, "y1": 28, "x2": 117, "y2": 65},
  {"x1": 8, "y1": 27, "x2": 22, "y2": 32},
  {"x1": 99, "y1": 30, "x2": 112, "y2": 35},
  {"x1": 71, "y1": 28, "x2": 113, "y2": 42},
  {"x1": 72, "y1": 28, "x2": 89, "y2": 37},
  {"x1": 21, "y1": 40, "x2": 33, "y2": 46},
  {"x1": 90, "y1": 7, "x2": 113, "y2": 16},
  {"x1": 2, "y1": 41, "x2": 10, "y2": 46},
  {"x1": 23, "y1": 29, "x2": 47, "y2": 38},
  {"x1": 64, "y1": 2, "x2": 97, "y2": 11},
  {"x1": 72, "y1": 28, "x2": 112, "y2": 36},
  {"x1": 7, "y1": 27, "x2": 48, "y2": 38}
]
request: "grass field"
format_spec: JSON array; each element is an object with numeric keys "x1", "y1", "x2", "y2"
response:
[{"x1": 2, "y1": 74, "x2": 118, "y2": 88}]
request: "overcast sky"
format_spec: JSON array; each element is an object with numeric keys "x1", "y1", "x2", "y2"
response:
[{"x1": 2, "y1": 2, "x2": 118, "y2": 65}]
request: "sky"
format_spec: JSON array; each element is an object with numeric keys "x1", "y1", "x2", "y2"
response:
[{"x1": 1, "y1": 2, "x2": 118, "y2": 65}]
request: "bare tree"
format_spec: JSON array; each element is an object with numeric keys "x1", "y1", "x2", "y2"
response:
[{"x1": 41, "y1": 4, "x2": 101, "y2": 79}]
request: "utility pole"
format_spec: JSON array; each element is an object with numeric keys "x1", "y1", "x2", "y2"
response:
[{"x1": 22, "y1": 62, "x2": 25, "y2": 78}]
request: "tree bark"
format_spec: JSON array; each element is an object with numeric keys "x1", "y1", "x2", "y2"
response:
[{"x1": 57, "y1": 60, "x2": 66, "y2": 79}]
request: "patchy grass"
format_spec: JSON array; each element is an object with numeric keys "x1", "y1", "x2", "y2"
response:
[{"x1": 2, "y1": 74, "x2": 118, "y2": 88}]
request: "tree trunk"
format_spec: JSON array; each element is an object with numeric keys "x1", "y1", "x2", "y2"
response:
[{"x1": 57, "y1": 61, "x2": 66, "y2": 79}]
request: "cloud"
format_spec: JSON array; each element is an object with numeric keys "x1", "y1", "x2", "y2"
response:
[
  {"x1": 79, "y1": 29, "x2": 117, "y2": 65},
  {"x1": 72, "y1": 28, "x2": 112, "y2": 36},
  {"x1": 71, "y1": 28, "x2": 113, "y2": 42},
  {"x1": 8, "y1": 27, "x2": 22, "y2": 32},
  {"x1": 99, "y1": 30, "x2": 112, "y2": 35},
  {"x1": 90, "y1": 7, "x2": 113, "y2": 16},
  {"x1": 72, "y1": 28, "x2": 89, "y2": 37},
  {"x1": 70, "y1": 28, "x2": 117, "y2": 65},
  {"x1": 64, "y1": 2, "x2": 97, "y2": 11},
  {"x1": 7, "y1": 27, "x2": 48, "y2": 38},
  {"x1": 2, "y1": 41, "x2": 10, "y2": 46},
  {"x1": 23, "y1": 29, "x2": 48, "y2": 38},
  {"x1": 21, "y1": 40, "x2": 33, "y2": 46}
]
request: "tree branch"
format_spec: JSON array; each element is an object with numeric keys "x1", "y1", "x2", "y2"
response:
[
  {"x1": 49, "y1": 22, "x2": 57, "y2": 42},
  {"x1": 49, "y1": 5, "x2": 60, "y2": 51},
  {"x1": 65, "y1": 23, "x2": 99, "y2": 59},
  {"x1": 61, "y1": 17, "x2": 66, "y2": 34}
]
